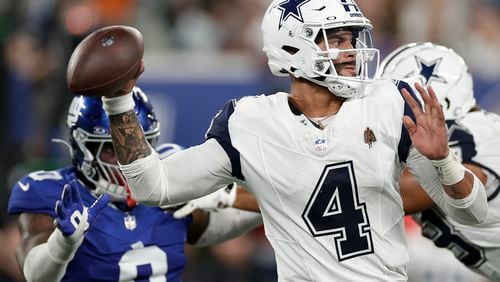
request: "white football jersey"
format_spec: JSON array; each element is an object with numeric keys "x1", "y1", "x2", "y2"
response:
[
  {"x1": 211, "y1": 79, "x2": 411, "y2": 281},
  {"x1": 122, "y1": 78, "x2": 484, "y2": 280},
  {"x1": 414, "y1": 110, "x2": 500, "y2": 279}
]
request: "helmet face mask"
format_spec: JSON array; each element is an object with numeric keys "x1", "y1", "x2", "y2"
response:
[
  {"x1": 377, "y1": 42, "x2": 476, "y2": 120},
  {"x1": 262, "y1": 0, "x2": 380, "y2": 98},
  {"x1": 67, "y1": 87, "x2": 160, "y2": 201}
]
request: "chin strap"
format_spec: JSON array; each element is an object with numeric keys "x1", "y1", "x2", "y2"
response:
[{"x1": 326, "y1": 79, "x2": 366, "y2": 99}]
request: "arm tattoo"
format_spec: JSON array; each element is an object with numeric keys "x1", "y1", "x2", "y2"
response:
[{"x1": 109, "y1": 110, "x2": 151, "y2": 164}]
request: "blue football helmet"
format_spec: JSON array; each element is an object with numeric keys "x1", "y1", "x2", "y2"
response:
[{"x1": 66, "y1": 87, "x2": 160, "y2": 201}]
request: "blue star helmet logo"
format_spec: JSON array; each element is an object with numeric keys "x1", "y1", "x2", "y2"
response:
[
  {"x1": 414, "y1": 56, "x2": 447, "y2": 87},
  {"x1": 277, "y1": 0, "x2": 311, "y2": 29}
]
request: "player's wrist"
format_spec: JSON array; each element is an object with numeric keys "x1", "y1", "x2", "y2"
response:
[
  {"x1": 102, "y1": 91, "x2": 135, "y2": 115},
  {"x1": 430, "y1": 149, "x2": 465, "y2": 186}
]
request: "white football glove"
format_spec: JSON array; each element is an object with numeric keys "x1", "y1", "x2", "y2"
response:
[{"x1": 173, "y1": 183, "x2": 237, "y2": 219}]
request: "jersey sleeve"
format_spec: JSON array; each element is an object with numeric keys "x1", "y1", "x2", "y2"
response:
[
  {"x1": 394, "y1": 80, "x2": 422, "y2": 163},
  {"x1": 8, "y1": 171, "x2": 65, "y2": 216},
  {"x1": 205, "y1": 99, "x2": 244, "y2": 180}
]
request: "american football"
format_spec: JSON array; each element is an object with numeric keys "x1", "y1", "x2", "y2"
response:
[{"x1": 66, "y1": 25, "x2": 144, "y2": 96}]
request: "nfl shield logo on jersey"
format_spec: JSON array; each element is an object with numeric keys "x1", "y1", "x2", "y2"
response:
[
  {"x1": 314, "y1": 137, "x2": 328, "y2": 152},
  {"x1": 124, "y1": 214, "x2": 137, "y2": 230}
]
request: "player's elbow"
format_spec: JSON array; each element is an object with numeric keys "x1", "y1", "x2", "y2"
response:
[
  {"x1": 128, "y1": 182, "x2": 165, "y2": 206},
  {"x1": 448, "y1": 207, "x2": 487, "y2": 225},
  {"x1": 120, "y1": 151, "x2": 169, "y2": 206}
]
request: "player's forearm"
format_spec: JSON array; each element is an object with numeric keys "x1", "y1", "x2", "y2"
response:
[
  {"x1": 109, "y1": 110, "x2": 151, "y2": 165},
  {"x1": 431, "y1": 151, "x2": 488, "y2": 224},
  {"x1": 443, "y1": 170, "x2": 474, "y2": 199},
  {"x1": 103, "y1": 93, "x2": 151, "y2": 165},
  {"x1": 440, "y1": 172, "x2": 487, "y2": 225},
  {"x1": 23, "y1": 229, "x2": 83, "y2": 282},
  {"x1": 407, "y1": 147, "x2": 488, "y2": 224}
]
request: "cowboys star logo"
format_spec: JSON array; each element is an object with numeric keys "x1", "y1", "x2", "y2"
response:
[
  {"x1": 276, "y1": 0, "x2": 311, "y2": 29},
  {"x1": 414, "y1": 56, "x2": 447, "y2": 87}
]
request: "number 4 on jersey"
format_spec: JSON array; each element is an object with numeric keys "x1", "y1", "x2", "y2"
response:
[{"x1": 302, "y1": 161, "x2": 374, "y2": 261}]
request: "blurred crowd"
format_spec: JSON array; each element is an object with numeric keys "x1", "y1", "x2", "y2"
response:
[{"x1": 0, "y1": 0, "x2": 499, "y2": 281}]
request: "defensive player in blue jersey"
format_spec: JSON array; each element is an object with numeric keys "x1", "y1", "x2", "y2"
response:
[
  {"x1": 8, "y1": 87, "x2": 262, "y2": 282},
  {"x1": 87, "y1": 0, "x2": 488, "y2": 280},
  {"x1": 378, "y1": 42, "x2": 500, "y2": 281}
]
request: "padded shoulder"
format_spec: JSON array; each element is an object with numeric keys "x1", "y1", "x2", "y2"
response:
[{"x1": 8, "y1": 168, "x2": 76, "y2": 216}]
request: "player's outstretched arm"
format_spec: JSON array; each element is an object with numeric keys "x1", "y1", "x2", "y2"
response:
[
  {"x1": 18, "y1": 182, "x2": 109, "y2": 282},
  {"x1": 402, "y1": 83, "x2": 488, "y2": 224},
  {"x1": 104, "y1": 78, "x2": 237, "y2": 207}
]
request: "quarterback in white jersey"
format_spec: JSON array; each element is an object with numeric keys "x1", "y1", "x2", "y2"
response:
[
  {"x1": 94, "y1": 1, "x2": 487, "y2": 281},
  {"x1": 378, "y1": 42, "x2": 500, "y2": 280}
]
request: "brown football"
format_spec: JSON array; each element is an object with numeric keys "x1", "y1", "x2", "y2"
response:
[{"x1": 67, "y1": 25, "x2": 144, "y2": 96}]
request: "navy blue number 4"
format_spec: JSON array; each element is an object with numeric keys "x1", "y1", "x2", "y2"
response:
[{"x1": 302, "y1": 161, "x2": 374, "y2": 261}]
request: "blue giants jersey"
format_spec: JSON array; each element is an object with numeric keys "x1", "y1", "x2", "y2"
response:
[{"x1": 8, "y1": 167, "x2": 192, "y2": 282}]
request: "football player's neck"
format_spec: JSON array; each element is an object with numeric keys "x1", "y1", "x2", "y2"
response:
[{"x1": 290, "y1": 78, "x2": 343, "y2": 118}]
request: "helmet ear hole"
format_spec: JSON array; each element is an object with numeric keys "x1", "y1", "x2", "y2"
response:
[{"x1": 282, "y1": 45, "x2": 299, "y2": 55}]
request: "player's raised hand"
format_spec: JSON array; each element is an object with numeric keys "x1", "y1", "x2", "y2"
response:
[
  {"x1": 54, "y1": 180, "x2": 110, "y2": 241},
  {"x1": 173, "y1": 183, "x2": 237, "y2": 219},
  {"x1": 401, "y1": 83, "x2": 449, "y2": 160}
]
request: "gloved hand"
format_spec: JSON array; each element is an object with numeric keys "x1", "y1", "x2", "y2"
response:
[
  {"x1": 173, "y1": 182, "x2": 237, "y2": 219},
  {"x1": 54, "y1": 180, "x2": 110, "y2": 242}
]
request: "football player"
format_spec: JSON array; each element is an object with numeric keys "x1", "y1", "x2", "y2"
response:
[
  {"x1": 8, "y1": 88, "x2": 262, "y2": 281},
  {"x1": 98, "y1": 0, "x2": 488, "y2": 280},
  {"x1": 378, "y1": 42, "x2": 500, "y2": 280}
]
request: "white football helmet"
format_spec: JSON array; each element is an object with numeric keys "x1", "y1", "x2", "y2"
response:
[
  {"x1": 261, "y1": 0, "x2": 380, "y2": 98},
  {"x1": 377, "y1": 42, "x2": 476, "y2": 119}
]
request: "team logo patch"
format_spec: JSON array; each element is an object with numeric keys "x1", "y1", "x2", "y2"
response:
[
  {"x1": 415, "y1": 56, "x2": 447, "y2": 87},
  {"x1": 364, "y1": 127, "x2": 376, "y2": 148},
  {"x1": 124, "y1": 214, "x2": 137, "y2": 231},
  {"x1": 276, "y1": 0, "x2": 311, "y2": 29}
]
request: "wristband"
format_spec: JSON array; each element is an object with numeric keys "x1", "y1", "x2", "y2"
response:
[
  {"x1": 430, "y1": 150, "x2": 465, "y2": 185},
  {"x1": 102, "y1": 91, "x2": 134, "y2": 115}
]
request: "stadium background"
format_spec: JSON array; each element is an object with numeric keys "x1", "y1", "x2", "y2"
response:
[{"x1": 0, "y1": 0, "x2": 499, "y2": 281}]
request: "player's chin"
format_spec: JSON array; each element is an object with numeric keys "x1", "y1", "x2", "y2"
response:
[{"x1": 339, "y1": 67, "x2": 357, "y2": 77}]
